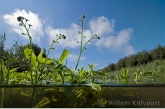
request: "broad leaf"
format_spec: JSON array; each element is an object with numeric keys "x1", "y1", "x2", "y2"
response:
[
  {"x1": 88, "y1": 64, "x2": 97, "y2": 76},
  {"x1": 122, "y1": 68, "x2": 128, "y2": 78},
  {"x1": 37, "y1": 50, "x2": 53, "y2": 64},
  {"x1": 87, "y1": 83, "x2": 101, "y2": 91},
  {"x1": 58, "y1": 49, "x2": 69, "y2": 64},
  {"x1": 24, "y1": 48, "x2": 38, "y2": 70},
  {"x1": 80, "y1": 67, "x2": 85, "y2": 78}
]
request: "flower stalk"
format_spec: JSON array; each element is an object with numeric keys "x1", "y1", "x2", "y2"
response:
[{"x1": 75, "y1": 15, "x2": 100, "y2": 70}]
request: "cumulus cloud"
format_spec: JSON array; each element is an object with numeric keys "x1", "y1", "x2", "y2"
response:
[
  {"x1": 45, "y1": 24, "x2": 92, "y2": 48},
  {"x1": 3, "y1": 9, "x2": 44, "y2": 43},
  {"x1": 95, "y1": 28, "x2": 134, "y2": 55},
  {"x1": 68, "y1": 54, "x2": 86, "y2": 61},
  {"x1": 89, "y1": 16, "x2": 115, "y2": 36}
]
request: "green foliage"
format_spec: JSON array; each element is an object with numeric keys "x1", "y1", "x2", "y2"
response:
[
  {"x1": 101, "y1": 44, "x2": 165, "y2": 73},
  {"x1": 86, "y1": 83, "x2": 101, "y2": 91},
  {"x1": 106, "y1": 59, "x2": 165, "y2": 84},
  {"x1": 24, "y1": 48, "x2": 38, "y2": 71},
  {"x1": 58, "y1": 49, "x2": 69, "y2": 65},
  {"x1": 116, "y1": 58, "x2": 126, "y2": 70},
  {"x1": 26, "y1": 43, "x2": 46, "y2": 58},
  {"x1": 125, "y1": 54, "x2": 138, "y2": 67},
  {"x1": 134, "y1": 68, "x2": 142, "y2": 84},
  {"x1": 0, "y1": 32, "x2": 6, "y2": 57},
  {"x1": 0, "y1": 15, "x2": 105, "y2": 92},
  {"x1": 37, "y1": 50, "x2": 53, "y2": 64},
  {"x1": 115, "y1": 68, "x2": 128, "y2": 84},
  {"x1": 150, "y1": 44, "x2": 165, "y2": 60},
  {"x1": 0, "y1": 60, "x2": 6, "y2": 84},
  {"x1": 137, "y1": 50, "x2": 152, "y2": 65}
]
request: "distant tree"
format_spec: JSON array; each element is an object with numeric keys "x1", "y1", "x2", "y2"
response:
[
  {"x1": 137, "y1": 50, "x2": 152, "y2": 65},
  {"x1": 163, "y1": 45, "x2": 165, "y2": 58},
  {"x1": 97, "y1": 44, "x2": 165, "y2": 72},
  {"x1": 125, "y1": 54, "x2": 138, "y2": 67},
  {"x1": 6, "y1": 42, "x2": 46, "y2": 72},
  {"x1": 104, "y1": 63, "x2": 115, "y2": 72},
  {"x1": 0, "y1": 32, "x2": 9, "y2": 61},
  {"x1": 150, "y1": 44, "x2": 165, "y2": 60},
  {"x1": 116, "y1": 58, "x2": 126, "y2": 70},
  {"x1": 109, "y1": 63, "x2": 116, "y2": 71}
]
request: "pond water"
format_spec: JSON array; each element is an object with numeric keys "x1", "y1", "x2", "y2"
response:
[{"x1": 0, "y1": 85, "x2": 164, "y2": 108}]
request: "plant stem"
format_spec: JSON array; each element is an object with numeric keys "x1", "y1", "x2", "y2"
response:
[
  {"x1": 21, "y1": 21, "x2": 32, "y2": 48},
  {"x1": 75, "y1": 17, "x2": 84, "y2": 70},
  {"x1": 44, "y1": 40, "x2": 55, "y2": 64},
  {"x1": 21, "y1": 20, "x2": 36, "y2": 84}
]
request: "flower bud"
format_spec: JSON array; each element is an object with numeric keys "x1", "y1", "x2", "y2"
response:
[
  {"x1": 62, "y1": 35, "x2": 66, "y2": 39},
  {"x1": 82, "y1": 15, "x2": 86, "y2": 19},
  {"x1": 17, "y1": 16, "x2": 23, "y2": 22},
  {"x1": 22, "y1": 33, "x2": 25, "y2": 35},
  {"x1": 28, "y1": 24, "x2": 32, "y2": 27}
]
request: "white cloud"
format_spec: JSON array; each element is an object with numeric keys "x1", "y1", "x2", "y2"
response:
[
  {"x1": 3, "y1": 9, "x2": 44, "y2": 43},
  {"x1": 45, "y1": 24, "x2": 92, "y2": 48},
  {"x1": 95, "y1": 28, "x2": 134, "y2": 56},
  {"x1": 89, "y1": 16, "x2": 115, "y2": 36},
  {"x1": 68, "y1": 54, "x2": 86, "y2": 61},
  {"x1": 46, "y1": 16, "x2": 135, "y2": 56}
]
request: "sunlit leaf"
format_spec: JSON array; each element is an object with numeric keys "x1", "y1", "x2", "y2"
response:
[
  {"x1": 58, "y1": 49, "x2": 69, "y2": 64},
  {"x1": 24, "y1": 48, "x2": 38, "y2": 70},
  {"x1": 37, "y1": 50, "x2": 53, "y2": 64},
  {"x1": 87, "y1": 83, "x2": 101, "y2": 91},
  {"x1": 70, "y1": 69, "x2": 80, "y2": 82},
  {"x1": 122, "y1": 68, "x2": 128, "y2": 78}
]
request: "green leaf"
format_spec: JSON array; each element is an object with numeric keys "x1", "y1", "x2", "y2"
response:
[
  {"x1": 122, "y1": 68, "x2": 128, "y2": 78},
  {"x1": 24, "y1": 48, "x2": 38, "y2": 70},
  {"x1": 87, "y1": 83, "x2": 101, "y2": 91},
  {"x1": 88, "y1": 64, "x2": 95, "y2": 71},
  {"x1": 9, "y1": 68, "x2": 18, "y2": 73},
  {"x1": 0, "y1": 60, "x2": 7, "y2": 83},
  {"x1": 80, "y1": 67, "x2": 85, "y2": 77},
  {"x1": 70, "y1": 69, "x2": 80, "y2": 82},
  {"x1": 80, "y1": 67, "x2": 86, "y2": 81},
  {"x1": 95, "y1": 71, "x2": 107, "y2": 76},
  {"x1": 58, "y1": 49, "x2": 69, "y2": 64},
  {"x1": 55, "y1": 64, "x2": 65, "y2": 84},
  {"x1": 88, "y1": 64, "x2": 97, "y2": 76},
  {"x1": 37, "y1": 50, "x2": 53, "y2": 64}
]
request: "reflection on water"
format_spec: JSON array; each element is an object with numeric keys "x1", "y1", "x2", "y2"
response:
[{"x1": 0, "y1": 86, "x2": 164, "y2": 108}]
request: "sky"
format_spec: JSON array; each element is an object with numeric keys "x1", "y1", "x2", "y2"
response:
[{"x1": 0, "y1": 0, "x2": 164, "y2": 70}]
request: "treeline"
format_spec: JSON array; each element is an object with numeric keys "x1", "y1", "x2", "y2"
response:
[
  {"x1": 0, "y1": 32, "x2": 46, "y2": 72},
  {"x1": 101, "y1": 44, "x2": 165, "y2": 72}
]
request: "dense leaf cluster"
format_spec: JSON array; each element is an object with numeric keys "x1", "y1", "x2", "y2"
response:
[{"x1": 0, "y1": 36, "x2": 46, "y2": 72}]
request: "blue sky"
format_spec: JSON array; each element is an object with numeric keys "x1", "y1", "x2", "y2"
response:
[{"x1": 0, "y1": 0, "x2": 164, "y2": 70}]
